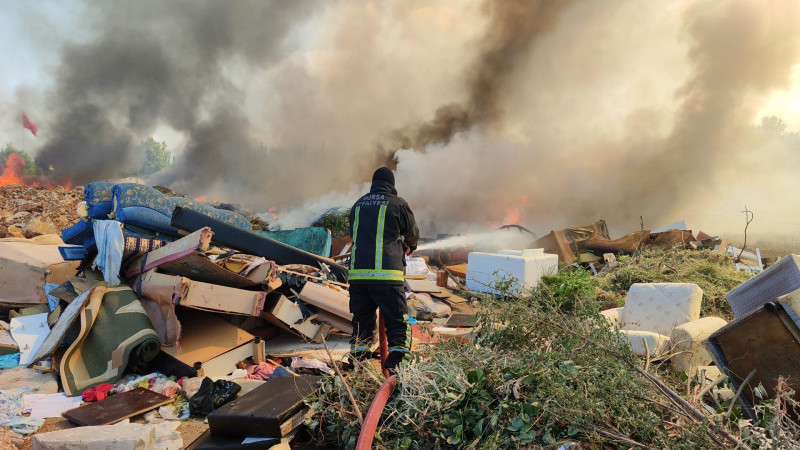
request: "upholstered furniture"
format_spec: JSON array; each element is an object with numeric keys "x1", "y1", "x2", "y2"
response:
[{"x1": 601, "y1": 283, "x2": 726, "y2": 374}]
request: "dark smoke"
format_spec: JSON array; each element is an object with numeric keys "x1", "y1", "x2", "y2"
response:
[
  {"x1": 35, "y1": 0, "x2": 315, "y2": 196},
  {"x1": 378, "y1": 0, "x2": 575, "y2": 167}
]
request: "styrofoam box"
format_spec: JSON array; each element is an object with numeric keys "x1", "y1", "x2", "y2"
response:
[{"x1": 465, "y1": 249, "x2": 558, "y2": 294}]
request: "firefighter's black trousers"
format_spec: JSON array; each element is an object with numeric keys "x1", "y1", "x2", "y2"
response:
[{"x1": 349, "y1": 283, "x2": 411, "y2": 370}]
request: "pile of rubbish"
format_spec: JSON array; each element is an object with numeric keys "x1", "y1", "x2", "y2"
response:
[
  {"x1": 3, "y1": 181, "x2": 800, "y2": 448},
  {"x1": 0, "y1": 181, "x2": 361, "y2": 448}
]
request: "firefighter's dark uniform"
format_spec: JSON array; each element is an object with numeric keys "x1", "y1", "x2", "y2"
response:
[{"x1": 348, "y1": 167, "x2": 419, "y2": 371}]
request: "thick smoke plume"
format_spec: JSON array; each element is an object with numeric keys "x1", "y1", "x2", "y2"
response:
[
  {"x1": 377, "y1": 0, "x2": 575, "y2": 167},
  {"x1": 33, "y1": 0, "x2": 315, "y2": 201},
  {"x1": 11, "y1": 0, "x2": 800, "y2": 237}
]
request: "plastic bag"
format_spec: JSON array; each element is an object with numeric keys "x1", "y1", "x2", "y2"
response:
[{"x1": 188, "y1": 378, "x2": 241, "y2": 416}]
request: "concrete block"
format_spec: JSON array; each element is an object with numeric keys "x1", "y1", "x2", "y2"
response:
[{"x1": 32, "y1": 423, "x2": 156, "y2": 450}]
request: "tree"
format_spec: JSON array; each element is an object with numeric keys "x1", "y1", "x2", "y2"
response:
[
  {"x1": 140, "y1": 137, "x2": 171, "y2": 176},
  {"x1": 1, "y1": 145, "x2": 41, "y2": 176}
]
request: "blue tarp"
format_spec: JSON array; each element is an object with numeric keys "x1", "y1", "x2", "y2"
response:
[{"x1": 255, "y1": 227, "x2": 332, "y2": 257}]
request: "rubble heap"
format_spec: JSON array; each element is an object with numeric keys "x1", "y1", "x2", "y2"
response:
[{"x1": 0, "y1": 185, "x2": 84, "y2": 239}]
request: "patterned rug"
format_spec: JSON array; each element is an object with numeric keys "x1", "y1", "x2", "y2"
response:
[{"x1": 60, "y1": 284, "x2": 160, "y2": 396}]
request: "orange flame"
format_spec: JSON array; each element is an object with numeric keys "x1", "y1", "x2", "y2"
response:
[
  {"x1": 503, "y1": 207, "x2": 521, "y2": 225},
  {"x1": 0, "y1": 153, "x2": 73, "y2": 189},
  {"x1": 0, "y1": 153, "x2": 25, "y2": 186}
]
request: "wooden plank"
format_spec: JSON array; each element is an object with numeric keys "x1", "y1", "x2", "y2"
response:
[
  {"x1": 199, "y1": 341, "x2": 255, "y2": 379},
  {"x1": 297, "y1": 281, "x2": 351, "y2": 319},
  {"x1": 444, "y1": 313, "x2": 477, "y2": 328},
  {"x1": 27, "y1": 288, "x2": 94, "y2": 368},
  {"x1": 434, "y1": 288, "x2": 468, "y2": 304},
  {"x1": 125, "y1": 227, "x2": 213, "y2": 278},
  {"x1": 181, "y1": 279, "x2": 266, "y2": 316},
  {"x1": 62, "y1": 387, "x2": 172, "y2": 426},
  {"x1": 156, "y1": 253, "x2": 263, "y2": 289},
  {"x1": 404, "y1": 278, "x2": 441, "y2": 293}
]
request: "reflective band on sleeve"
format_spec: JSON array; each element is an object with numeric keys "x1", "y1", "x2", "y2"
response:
[
  {"x1": 350, "y1": 206, "x2": 360, "y2": 270},
  {"x1": 375, "y1": 204, "x2": 387, "y2": 270}
]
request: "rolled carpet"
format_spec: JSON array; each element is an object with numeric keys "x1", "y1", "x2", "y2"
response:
[{"x1": 60, "y1": 283, "x2": 160, "y2": 396}]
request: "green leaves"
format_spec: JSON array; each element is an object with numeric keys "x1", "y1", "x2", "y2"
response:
[{"x1": 139, "y1": 137, "x2": 171, "y2": 176}]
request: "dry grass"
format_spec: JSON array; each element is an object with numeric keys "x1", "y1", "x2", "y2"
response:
[{"x1": 596, "y1": 248, "x2": 752, "y2": 319}]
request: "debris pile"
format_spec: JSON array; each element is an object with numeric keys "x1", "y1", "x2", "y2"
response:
[
  {"x1": 0, "y1": 185, "x2": 83, "y2": 239},
  {"x1": 3, "y1": 182, "x2": 800, "y2": 448}
]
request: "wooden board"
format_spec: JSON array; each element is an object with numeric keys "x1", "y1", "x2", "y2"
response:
[
  {"x1": 404, "y1": 278, "x2": 441, "y2": 293},
  {"x1": 444, "y1": 313, "x2": 477, "y2": 328},
  {"x1": 27, "y1": 288, "x2": 94, "y2": 368},
  {"x1": 433, "y1": 288, "x2": 467, "y2": 304},
  {"x1": 62, "y1": 388, "x2": 172, "y2": 426},
  {"x1": 181, "y1": 279, "x2": 266, "y2": 316}
]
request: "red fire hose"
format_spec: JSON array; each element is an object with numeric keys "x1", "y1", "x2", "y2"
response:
[
  {"x1": 355, "y1": 310, "x2": 396, "y2": 449},
  {"x1": 355, "y1": 374, "x2": 397, "y2": 450}
]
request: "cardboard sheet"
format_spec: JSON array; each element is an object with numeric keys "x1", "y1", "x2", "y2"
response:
[
  {"x1": 10, "y1": 313, "x2": 49, "y2": 365},
  {"x1": 0, "y1": 236, "x2": 79, "y2": 305},
  {"x1": 165, "y1": 308, "x2": 254, "y2": 367}
]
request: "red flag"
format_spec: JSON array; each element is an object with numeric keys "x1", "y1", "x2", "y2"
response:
[{"x1": 22, "y1": 113, "x2": 38, "y2": 136}]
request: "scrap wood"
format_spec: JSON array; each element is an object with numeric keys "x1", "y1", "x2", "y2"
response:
[
  {"x1": 277, "y1": 267, "x2": 349, "y2": 288},
  {"x1": 171, "y1": 206, "x2": 349, "y2": 282},
  {"x1": 27, "y1": 288, "x2": 94, "y2": 369},
  {"x1": 62, "y1": 387, "x2": 172, "y2": 426}
]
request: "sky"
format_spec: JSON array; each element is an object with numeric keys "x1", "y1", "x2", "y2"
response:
[{"x1": 2, "y1": 0, "x2": 800, "y2": 239}]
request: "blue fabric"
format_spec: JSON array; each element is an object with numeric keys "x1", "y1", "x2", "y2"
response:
[
  {"x1": 0, "y1": 353, "x2": 20, "y2": 369},
  {"x1": 122, "y1": 224, "x2": 175, "y2": 242},
  {"x1": 255, "y1": 227, "x2": 332, "y2": 257},
  {"x1": 84, "y1": 181, "x2": 116, "y2": 219},
  {"x1": 116, "y1": 206, "x2": 178, "y2": 236},
  {"x1": 87, "y1": 202, "x2": 114, "y2": 219},
  {"x1": 93, "y1": 220, "x2": 125, "y2": 286},
  {"x1": 58, "y1": 246, "x2": 86, "y2": 261},
  {"x1": 61, "y1": 220, "x2": 92, "y2": 245},
  {"x1": 84, "y1": 181, "x2": 115, "y2": 204},
  {"x1": 271, "y1": 366, "x2": 293, "y2": 378},
  {"x1": 113, "y1": 183, "x2": 174, "y2": 216},
  {"x1": 171, "y1": 197, "x2": 251, "y2": 230},
  {"x1": 112, "y1": 182, "x2": 252, "y2": 233},
  {"x1": 45, "y1": 283, "x2": 61, "y2": 311}
]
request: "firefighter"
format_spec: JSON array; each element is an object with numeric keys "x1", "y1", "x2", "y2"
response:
[{"x1": 348, "y1": 167, "x2": 419, "y2": 373}]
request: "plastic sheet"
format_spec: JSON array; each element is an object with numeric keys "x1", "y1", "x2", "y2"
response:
[{"x1": 0, "y1": 353, "x2": 20, "y2": 369}]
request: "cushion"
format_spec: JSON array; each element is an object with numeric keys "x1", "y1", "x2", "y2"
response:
[
  {"x1": 621, "y1": 283, "x2": 702, "y2": 336},
  {"x1": 619, "y1": 330, "x2": 669, "y2": 357},
  {"x1": 669, "y1": 316, "x2": 727, "y2": 374}
]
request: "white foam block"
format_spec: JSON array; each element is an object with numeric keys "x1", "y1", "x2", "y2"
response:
[{"x1": 465, "y1": 249, "x2": 557, "y2": 294}]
